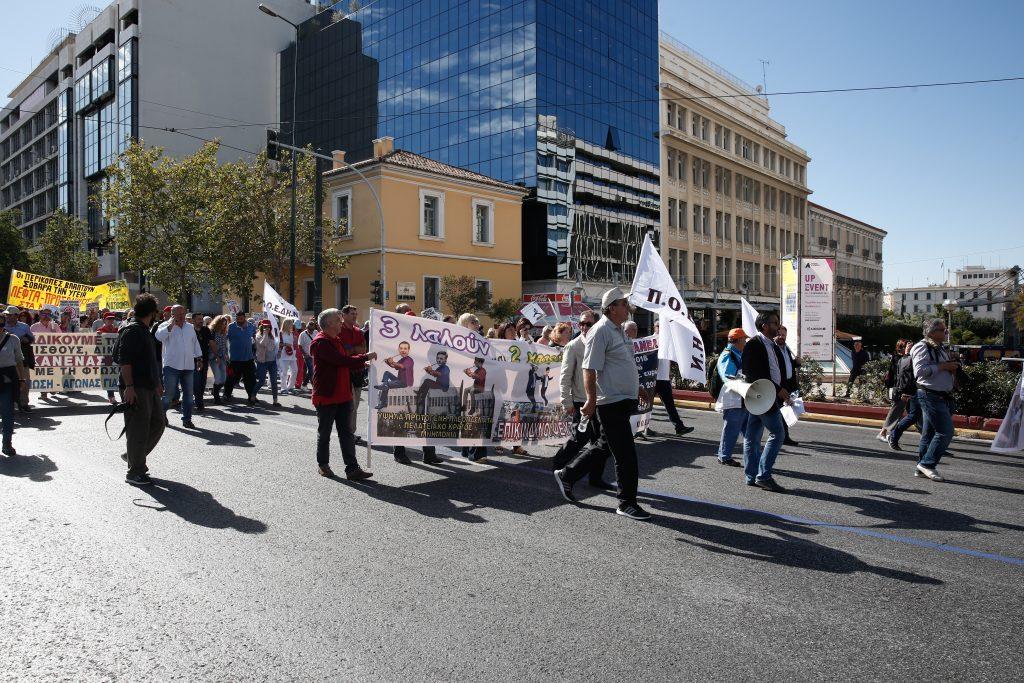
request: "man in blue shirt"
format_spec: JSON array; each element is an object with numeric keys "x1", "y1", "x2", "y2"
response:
[
  {"x1": 223, "y1": 311, "x2": 257, "y2": 405},
  {"x1": 414, "y1": 351, "x2": 451, "y2": 414}
]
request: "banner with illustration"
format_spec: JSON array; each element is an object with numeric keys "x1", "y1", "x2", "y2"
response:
[
  {"x1": 368, "y1": 310, "x2": 572, "y2": 447},
  {"x1": 7, "y1": 270, "x2": 131, "y2": 311},
  {"x1": 29, "y1": 332, "x2": 119, "y2": 392},
  {"x1": 631, "y1": 334, "x2": 659, "y2": 433}
]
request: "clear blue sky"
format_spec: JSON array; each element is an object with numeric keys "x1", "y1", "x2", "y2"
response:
[{"x1": 3, "y1": 1, "x2": 1022, "y2": 290}]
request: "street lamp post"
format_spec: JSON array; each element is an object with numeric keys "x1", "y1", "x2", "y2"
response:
[
  {"x1": 944, "y1": 299, "x2": 959, "y2": 345},
  {"x1": 258, "y1": 3, "x2": 299, "y2": 303}
]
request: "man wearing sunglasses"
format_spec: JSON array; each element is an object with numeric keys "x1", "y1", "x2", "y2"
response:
[{"x1": 550, "y1": 308, "x2": 612, "y2": 489}]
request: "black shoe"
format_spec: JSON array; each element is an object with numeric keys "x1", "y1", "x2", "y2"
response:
[
  {"x1": 636, "y1": 432, "x2": 649, "y2": 441},
  {"x1": 182, "y1": 420, "x2": 196, "y2": 429},
  {"x1": 424, "y1": 456, "x2": 444, "y2": 465},
  {"x1": 783, "y1": 437, "x2": 799, "y2": 446},
  {"x1": 616, "y1": 502, "x2": 652, "y2": 520},
  {"x1": 126, "y1": 473, "x2": 153, "y2": 486},
  {"x1": 394, "y1": 453, "x2": 413, "y2": 465},
  {"x1": 587, "y1": 478, "x2": 615, "y2": 491},
  {"x1": 2, "y1": 443, "x2": 16, "y2": 456},
  {"x1": 676, "y1": 424, "x2": 695, "y2": 436},
  {"x1": 755, "y1": 477, "x2": 787, "y2": 493},
  {"x1": 745, "y1": 479, "x2": 757, "y2": 486},
  {"x1": 318, "y1": 465, "x2": 334, "y2": 478},
  {"x1": 645, "y1": 428, "x2": 659, "y2": 437},
  {"x1": 346, "y1": 468, "x2": 374, "y2": 481},
  {"x1": 888, "y1": 435, "x2": 902, "y2": 452},
  {"x1": 718, "y1": 458, "x2": 741, "y2": 467},
  {"x1": 553, "y1": 468, "x2": 576, "y2": 502},
  {"x1": 17, "y1": 404, "x2": 32, "y2": 413},
  {"x1": 354, "y1": 436, "x2": 365, "y2": 446}
]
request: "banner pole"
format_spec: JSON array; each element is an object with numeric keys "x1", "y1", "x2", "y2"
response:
[{"x1": 366, "y1": 310, "x2": 373, "y2": 469}]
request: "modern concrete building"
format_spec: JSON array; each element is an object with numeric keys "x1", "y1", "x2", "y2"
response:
[
  {"x1": 807, "y1": 202, "x2": 886, "y2": 321},
  {"x1": 0, "y1": 0, "x2": 315, "y2": 284},
  {"x1": 309, "y1": 137, "x2": 526, "y2": 323},
  {"x1": 892, "y1": 265, "x2": 1017, "y2": 321},
  {"x1": 277, "y1": 0, "x2": 661, "y2": 307},
  {"x1": 658, "y1": 32, "x2": 811, "y2": 331}
]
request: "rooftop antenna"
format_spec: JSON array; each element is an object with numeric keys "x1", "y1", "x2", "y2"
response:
[{"x1": 759, "y1": 59, "x2": 770, "y2": 100}]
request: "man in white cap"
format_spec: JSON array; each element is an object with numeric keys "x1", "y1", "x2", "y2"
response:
[{"x1": 554, "y1": 287, "x2": 651, "y2": 520}]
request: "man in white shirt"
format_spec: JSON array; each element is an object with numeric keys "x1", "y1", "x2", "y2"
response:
[
  {"x1": 154, "y1": 304, "x2": 202, "y2": 428},
  {"x1": 298, "y1": 317, "x2": 318, "y2": 389}
]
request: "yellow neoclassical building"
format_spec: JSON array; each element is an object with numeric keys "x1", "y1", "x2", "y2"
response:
[{"x1": 294, "y1": 137, "x2": 526, "y2": 324}]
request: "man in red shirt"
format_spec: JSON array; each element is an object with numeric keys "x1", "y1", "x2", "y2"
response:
[
  {"x1": 338, "y1": 305, "x2": 367, "y2": 441},
  {"x1": 312, "y1": 308, "x2": 375, "y2": 480}
]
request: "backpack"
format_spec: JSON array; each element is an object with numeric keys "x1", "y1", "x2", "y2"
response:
[
  {"x1": 709, "y1": 349, "x2": 738, "y2": 400},
  {"x1": 896, "y1": 354, "x2": 916, "y2": 395}
]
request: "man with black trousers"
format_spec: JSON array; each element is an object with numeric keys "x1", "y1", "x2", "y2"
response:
[
  {"x1": 774, "y1": 325, "x2": 800, "y2": 447},
  {"x1": 116, "y1": 294, "x2": 165, "y2": 486},
  {"x1": 550, "y1": 308, "x2": 612, "y2": 489},
  {"x1": 741, "y1": 311, "x2": 790, "y2": 493},
  {"x1": 191, "y1": 312, "x2": 212, "y2": 413},
  {"x1": 554, "y1": 288, "x2": 651, "y2": 520}
]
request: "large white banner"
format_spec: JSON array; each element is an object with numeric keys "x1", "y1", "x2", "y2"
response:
[
  {"x1": 263, "y1": 281, "x2": 300, "y2": 321},
  {"x1": 368, "y1": 310, "x2": 572, "y2": 447},
  {"x1": 628, "y1": 234, "x2": 706, "y2": 384},
  {"x1": 30, "y1": 332, "x2": 119, "y2": 392},
  {"x1": 799, "y1": 258, "x2": 835, "y2": 362},
  {"x1": 741, "y1": 297, "x2": 759, "y2": 338}
]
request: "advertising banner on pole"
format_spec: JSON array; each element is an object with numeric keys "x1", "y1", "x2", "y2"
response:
[
  {"x1": 368, "y1": 310, "x2": 572, "y2": 447},
  {"x1": 29, "y1": 332, "x2": 119, "y2": 392},
  {"x1": 798, "y1": 258, "x2": 835, "y2": 362},
  {"x1": 780, "y1": 258, "x2": 800, "y2": 357}
]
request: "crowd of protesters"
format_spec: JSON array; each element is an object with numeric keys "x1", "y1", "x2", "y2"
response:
[{"x1": 1, "y1": 291, "x2": 962, "y2": 515}]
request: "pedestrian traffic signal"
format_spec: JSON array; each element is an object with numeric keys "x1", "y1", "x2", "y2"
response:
[
  {"x1": 266, "y1": 128, "x2": 280, "y2": 161},
  {"x1": 370, "y1": 280, "x2": 383, "y2": 306}
]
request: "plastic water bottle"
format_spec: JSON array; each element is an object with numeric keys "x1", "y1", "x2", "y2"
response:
[{"x1": 577, "y1": 416, "x2": 590, "y2": 433}]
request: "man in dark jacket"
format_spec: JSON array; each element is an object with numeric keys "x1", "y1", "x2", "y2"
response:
[
  {"x1": 846, "y1": 340, "x2": 869, "y2": 397},
  {"x1": 740, "y1": 311, "x2": 790, "y2": 493},
  {"x1": 774, "y1": 325, "x2": 800, "y2": 447},
  {"x1": 117, "y1": 293, "x2": 165, "y2": 486}
]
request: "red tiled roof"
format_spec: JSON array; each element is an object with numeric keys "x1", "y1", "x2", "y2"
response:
[{"x1": 326, "y1": 149, "x2": 527, "y2": 194}]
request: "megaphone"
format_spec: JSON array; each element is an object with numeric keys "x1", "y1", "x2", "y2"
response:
[{"x1": 724, "y1": 378, "x2": 777, "y2": 415}]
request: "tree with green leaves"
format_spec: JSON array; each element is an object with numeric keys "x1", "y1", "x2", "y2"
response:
[
  {"x1": 440, "y1": 275, "x2": 479, "y2": 316},
  {"x1": 30, "y1": 210, "x2": 97, "y2": 283},
  {"x1": 487, "y1": 297, "x2": 521, "y2": 324},
  {"x1": 0, "y1": 210, "x2": 30, "y2": 297}
]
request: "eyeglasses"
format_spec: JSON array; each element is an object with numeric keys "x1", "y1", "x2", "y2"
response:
[{"x1": 579, "y1": 321, "x2": 593, "y2": 328}]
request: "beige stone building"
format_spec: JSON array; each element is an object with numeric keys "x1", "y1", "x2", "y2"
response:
[
  {"x1": 807, "y1": 202, "x2": 886, "y2": 320},
  {"x1": 658, "y1": 33, "x2": 811, "y2": 331}
]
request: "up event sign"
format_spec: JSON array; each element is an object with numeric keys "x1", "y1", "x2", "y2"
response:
[
  {"x1": 367, "y1": 310, "x2": 572, "y2": 448},
  {"x1": 631, "y1": 335, "x2": 659, "y2": 433},
  {"x1": 779, "y1": 257, "x2": 834, "y2": 362},
  {"x1": 7, "y1": 270, "x2": 131, "y2": 311},
  {"x1": 30, "y1": 332, "x2": 119, "y2": 392}
]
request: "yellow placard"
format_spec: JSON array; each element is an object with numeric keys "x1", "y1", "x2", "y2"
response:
[{"x1": 6, "y1": 270, "x2": 132, "y2": 311}]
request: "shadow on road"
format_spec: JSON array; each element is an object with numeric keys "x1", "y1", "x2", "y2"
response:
[
  {"x1": 166, "y1": 424, "x2": 254, "y2": 448},
  {"x1": 135, "y1": 478, "x2": 268, "y2": 533},
  {"x1": 0, "y1": 453, "x2": 58, "y2": 482}
]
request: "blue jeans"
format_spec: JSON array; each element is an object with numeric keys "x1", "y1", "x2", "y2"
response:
[
  {"x1": 890, "y1": 396, "x2": 921, "y2": 445},
  {"x1": 743, "y1": 406, "x2": 785, "y2": 482},
  {"x1": 162, "y1": 367, "x2": 194, "y2": 422},
  {"x1": 302, "y1": 357, "x2": 313, "y2": 386},
  {"x1": 255, "y1": 360, "x2": 279, "y2": 401},
  {"x1": 718, "y1": 408, "x2": 747, "y2": 462},
  {"x1": 1, "y1": 382, "x2": 15, "y2": 446},
  {"x1": 917, "y1": 389, "x2": 954, "y2": 467},
  {"x1": 211, "y1": 358, "x2": 227, "y2": 385}
]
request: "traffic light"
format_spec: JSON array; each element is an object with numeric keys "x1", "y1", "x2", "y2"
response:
[
  {"x1": 370, "y1": 280, "x2": 383, "y2": 306},
  {"x1": 266, "y1": 128, "x2": 280, "y2": 161}
]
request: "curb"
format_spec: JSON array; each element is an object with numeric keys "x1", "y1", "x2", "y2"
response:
[{"x1": 657, "y1": 397, "x2": 998, "y2": 441}]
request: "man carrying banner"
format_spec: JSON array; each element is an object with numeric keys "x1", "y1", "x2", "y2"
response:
[
  {"x1": 551, "y1": 309, "x2": 612, "y2": 489},
  {"x1": 554, "y1": 288, "x2": 651, "y2": 521},
  {"x1": 741, "y1": 311, "x2": 790, "y2": 493}
]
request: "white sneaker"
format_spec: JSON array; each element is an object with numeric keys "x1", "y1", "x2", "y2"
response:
[
  {"x1": 915, "y1": 464, "x2": 945, "y2": 481},
  {"x1": 875, "y1": 432, "x2": 889, "y2": 442}
]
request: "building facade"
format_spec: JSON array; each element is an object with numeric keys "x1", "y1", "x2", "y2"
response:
[
  {"x1": 0, "y1": 0, "x2": 314, "y2": 282},
  {"x1": 892, "y1": 265, "x2": 1016, "y2": 321},
  {"x1": 658, "y1": 32, "x2": 811, "y2": 327},
  {"x1": 280, "y1": 0, "x2": 660, "y2": 305},
  {"x1": 306, "y1": 137, "x2": 525, "y2": 322},
  {"x1": 807, "y1": 202, "x2": 885, "y2": 320}
]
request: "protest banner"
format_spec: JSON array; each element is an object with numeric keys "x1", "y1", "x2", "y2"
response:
[
  {"x1": 30, "y1": 332, "x2": 119, "y2": 392},
  {"x1": 6, "y1": 270, "x2": 131, "y2": 311},
  {"x1": 628, "y1": 235, "x2": 706, "y2": 384},
  {"x1": 631, "y1": 334, "x2": 659, "y2": 433},
  {"x1": 368, "y1": 310, "x2": 572, "y2": 447},
  {"x1": 227, "y1": 300, "x2": 240, "y2": 315},
  {"x1": 59, "y1": 300, "x2": 81, "y2": 320},
  {"x1": 262, "y1": 281, "x2": 300, "y2": 320}
]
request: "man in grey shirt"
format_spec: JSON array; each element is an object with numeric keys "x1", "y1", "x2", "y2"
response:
[
  {"x1": 550, "y1": 309, "x2": 611, "y2": 487},
  {"x1": 554, "y1": 288, "x2": 650, "y2": 520},
  {"x1": 910, "y1": 318, "x2": 960, "y2": 481}
]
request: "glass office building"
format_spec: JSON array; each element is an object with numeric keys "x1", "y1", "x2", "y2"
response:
[{"x1": 284, "y1": 0, "x2": 660, "y2": 295}]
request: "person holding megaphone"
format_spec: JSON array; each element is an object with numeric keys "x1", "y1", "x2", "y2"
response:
[{"x1": 739, "y1": 311, "x2": 791, "y2": 493}]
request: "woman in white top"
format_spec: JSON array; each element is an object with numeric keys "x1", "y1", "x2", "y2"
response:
[
  {"x1": 278, "y1": 319, "x2": 298, "y2": 395},
  {"x1": 253, "y1": 320, "x2": 281, "y2": 406}
]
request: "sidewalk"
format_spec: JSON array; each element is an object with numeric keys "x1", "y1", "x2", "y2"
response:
[{"x1": 664, "y1": 390, "x2": 1000, "y2": 441}]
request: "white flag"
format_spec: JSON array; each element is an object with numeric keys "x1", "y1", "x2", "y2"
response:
[
  {"x1": 629, "y1": 234, "x2": 707, "y2": 384},
  {"x1": 520, "y1": 302, "x2": 546, "y2": 325},
  {"x1": 741, "y1": 297, "x2": 759, "y2": 338},
  {"x1": 262, "y1": 281, "x2": 300, "y2": 321}
]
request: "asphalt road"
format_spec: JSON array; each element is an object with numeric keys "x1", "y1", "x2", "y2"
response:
[{"x1": 2, "y1": 390, "x2": 1023, "y2": 682}]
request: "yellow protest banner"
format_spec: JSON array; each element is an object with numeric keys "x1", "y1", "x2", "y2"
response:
[{"x1": 6, "y1": 270, "x2": 133, "y2": 311}]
